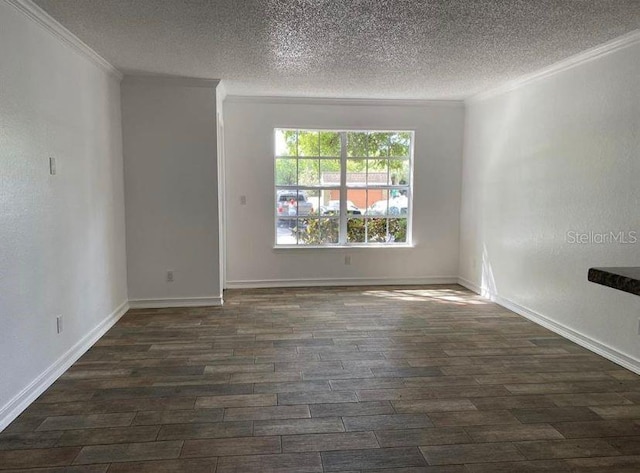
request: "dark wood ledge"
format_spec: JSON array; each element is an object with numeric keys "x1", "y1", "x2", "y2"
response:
[{"x1": 588, "y1": 267, "x2": 640, "y2": 296}]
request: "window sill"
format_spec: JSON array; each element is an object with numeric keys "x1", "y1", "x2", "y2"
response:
[{"x1": 273, "y1": 243, "x2": 414, "y2": 250}]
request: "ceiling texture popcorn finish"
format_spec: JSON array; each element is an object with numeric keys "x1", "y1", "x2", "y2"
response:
[{"x1": 33, "y1": 0, "x2": 640, "y2": 99}]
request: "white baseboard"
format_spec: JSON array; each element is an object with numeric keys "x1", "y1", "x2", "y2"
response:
[
  {"x1": 225, "y1": 277, "x2": 459, "y2": 289},
  {"x1": 128, "y1": 296, "x2": 223, "y2": 309},
  {"x1": 0, "y1": 300, "x2": 129, "y2": 432},
  {"x1": 457, "y1": 277, "x2": 640, "y2": 375},
  {"x1": 456, "y1": 276, "x2": 481, "y2": 294}
]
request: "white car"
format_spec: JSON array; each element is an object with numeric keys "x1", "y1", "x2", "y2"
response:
[
  {"x1": 322, "y1": 200, "x2": 362, "y2": 215},
  {"x1": 367, "y1": 196, "x2": 408, "y2": 216}
]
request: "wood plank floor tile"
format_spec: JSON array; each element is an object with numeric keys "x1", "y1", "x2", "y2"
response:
[
  {"x1": 156, "y1": 421, "x2": 252, "y2": 440},
  {"x1": 133, "y1": 409, "x2": 223, "y2": 425},
  {"x1": 321, "y1": 447, "x2": 427, "y2": 471},
  {"x1": 371, "y1": 367, "x2": 443, "y2": 378},
  {"x1": 282, "y1": 432, "x2": 379, "y2": 452},
  {"x1": 73, "y1": 441, "x2": 183, "y2": 464},
  {"x1": 514, "y1": 438, "x2": 621, "y2": 459},
  {"x1": 107, "y1": 458, "x2": 216, "y2": 472},
  {"x1": 420, "y1": 442, "x2": 525, "y2": 465},
  {"x1": 392, "y1": 399, "x2": 476, "y2": 413},
  {"x1": 565, "y1": 455, "x2": 640, "y2": 471},
  {"x1": 194, "y1": 394, "x2": 277, "y2": 408},
  {"x1": 37, "y1": 413, "x2": 135, "y2": 431},
  {"x1": 0, "y1": 431, "x2": 62, "y2": 450},
  {"x1": 512, "y1": 407, "x2": 602, "y2": 423},
  {"x1": 464, "y1": 459, "x2": 572, "y2": 472},
  {"x1": 465, "y1": 423, "x2": 564, "y2": 442},
  {"x1": 253, "y1": 381, "x2": 331, "y2": 394},
  {"x1": 223, "y1": 405, "x2": 310, "y2": 421},
  {"x1": 606, "y1": 437, "x2": 640, "y2": 455},
  {"x1": 2, "y1": 466, "x2": 108, "y2": 473},
  {"x1": 553, "y1": 420, "x2": 640, "y2": 438},
  {"x1": 216, "y1": 452, "x2": 322, "y2": 473},
  {"x1": 57, "y1": 426, "x2": 160, "y2": 446},
  {"x1": 278, "y1": 391, "x2": 357, "y2": 405},
  {"x1": 591, "y1": 405, "x2": 640, "y2": 419},
  {"x1": 181, "y1": 436, "x2": 281, "y2": 457},
  {"x1": 253, "y1": 417, "x2": 345, "y2": 436},
  {"x1": 310, "y1": 401, "x2": 395, "y2": 418},
  {"x1": 360, "y1": 467, "x2": 468, "y2": 473},
  {"x1": 0, "y1": 447, "x2": 81, "y2": 469},
  {"x1": 374, "y1": 427, "x2": 471, "y2": 447},
  {"x1": 470, "y1": 395, "x2": 557, "y2": 410},
  {"x1": 330, "y1": 378, "x2": 405, "y2": 390},
  {"x1": 427, "y1": 409, "x2": 519, "y2": 427},
  {"x1": 549, "y1": 392, "x2": 632, "y2": 407},
  {"x1": 343, "y1": 414, "x2": 433, "y2": 431}
]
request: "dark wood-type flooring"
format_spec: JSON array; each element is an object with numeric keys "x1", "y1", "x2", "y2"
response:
[{"x1": 2, "y1": 285, "x2": 640, "y2": 472}]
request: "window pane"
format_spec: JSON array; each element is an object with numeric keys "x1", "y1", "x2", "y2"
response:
[
  {"x1": 320, "y1": 131, "x2": 340, "y2": 157},
  {"x1": 276, "y1": 219, "x2": 297, "y2": 245},
  {"x1": 298, "y1": 130, "x2": 319, "y2": 156},
  {"x1": 346, "y1": 159, "x2": 366, "y2": 188},
  {"x1": 305, "y1": 189, "x2": 321, "y2": 215},
  {"x1": 346, "y1": 188, "x2": 365, "y2": 215},
  {"x1": 389, "y1": 159, "x2": 410, "y2": 185},
  {"x1": 276, "y1": 129, "x2": 298, "y2": 157},
  {"x1": 320, "y1": 159, "x2": 340, "y2": 186},
  {"x1": 319, "y1": 218, "x2": 339, "y2": 244},
  {"x1": 275, "y1": 190, "x2": 315, "y2": 217},
  {"x1": 347, "y1": 217, "x2": 366, "y2": 243},
  {"x1": 366, "y1": 189, "x2": 389, "y2": 216},
  {"x1": 367, "y1": 159, "x2": 389, "y2": 186},
  {"x1": 388, "y1": 188, "x2": 409, "y2": 216},
  {"x1": 388, "y1": 218, "x2": 407, "y2": 243},
  {"x1": 347, "y1": 132, "x2": 368, "y2": 157},
  {"x1": 368, "y1": 132, "x2": 390, "y2": 157},
  {"x1": 367, "y1": 217, "x2": 388, "y2": 242},
  {"x1": 389, "y1": 132, "x2": 411, "y2": 157},
  {"x1": 320, "y1": 190, "x2": 341, "y2": 216},
  {"x1": 276, "y1": 189, "x2": 297, "y2": 217},
  {"x1": 294, "y1": 217, "x2": 318, "y2": 244},
  {"x1": 298, "y1": 159, "x2": 320, "y2": 186},
  {"x1": 275, "y1": 158, "x2": 297, "y2": 185}
]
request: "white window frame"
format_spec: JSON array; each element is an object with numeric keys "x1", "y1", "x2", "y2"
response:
[{"x1": 274, "y1": 128, "x2": 414, "y2": 248}]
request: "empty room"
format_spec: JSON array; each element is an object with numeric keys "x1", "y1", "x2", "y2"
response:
[{"x1": 1, "y1": 0, "x2": 640, "y2": 471}]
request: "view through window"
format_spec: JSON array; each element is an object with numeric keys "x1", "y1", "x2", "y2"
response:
[{"x1": 275, "y1": 129, "x2": 413, "y2": 246}]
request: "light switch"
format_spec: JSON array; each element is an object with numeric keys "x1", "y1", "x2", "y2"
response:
[{"x1": 49, "y1": 157, "x2": 56, "y2": 175}]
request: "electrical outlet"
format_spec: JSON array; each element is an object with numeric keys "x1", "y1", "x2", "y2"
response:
[
  {"x1": 56, "y1": 315, "x2": 63, "y2": 334},
  {"x1": 344, "y1": 255, "x2": 351, "y2": 265},
  {"x1": 240, "y1": 195, "x2": 247, "y2": 205},
  {"x1": 49, "y1": 157, "x2": 56, "y2": 175},
  {"x1": 167, "y1": 270, "x2": 174, "y2": 282}
]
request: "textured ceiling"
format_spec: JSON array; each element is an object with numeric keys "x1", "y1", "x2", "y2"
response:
[{"x1": 34, "y1": 0, "x2": 640, "y2": 99}]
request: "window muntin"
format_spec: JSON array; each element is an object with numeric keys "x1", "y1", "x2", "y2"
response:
[{"x1": 275, "y1": 129, "x2": 413, "y2": 246}]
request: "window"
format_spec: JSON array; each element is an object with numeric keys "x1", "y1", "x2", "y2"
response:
[{"x1": 275, "y1": 129, "x2": 413, "y2": 246}]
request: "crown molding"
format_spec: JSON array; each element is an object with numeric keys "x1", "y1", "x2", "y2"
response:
[
  {"x1": 122, "y1": 74, "x2": 220, "y2": 88},
  {"x1": 5, "y1": 0, "x2": 123, "y2": 80},
  {"x1": 225, "y1": 95, "x2": 465, "y2": 108},
  {"x1": 467, "y1": 28, "x2": 640, "y2": 104}
]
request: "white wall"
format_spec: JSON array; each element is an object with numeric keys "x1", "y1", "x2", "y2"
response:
[
  {"x1": 223, "y1": 98, "x2": 464, "y2": 286},
  {"x1": 460, "y1": 38, "x2": 640, "y2": 368},
  {"x1": 121, "y1": 77, "x2": 221, "y2": 306},
  {"x1": 0, "y1": 1, "x2": 128, "y2": 429}
]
